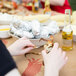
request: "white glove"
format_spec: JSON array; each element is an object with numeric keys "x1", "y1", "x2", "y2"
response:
[
  {"x1": 42, "y1": 43, "x2": 68, "y2": 76},
  {"x1": 8, "y1": 37, "x2": 34, "y2": 56}
]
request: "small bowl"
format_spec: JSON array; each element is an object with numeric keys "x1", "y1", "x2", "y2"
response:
[{"x1": 0, "y1": 25, "x2": 11, "y2": 38}]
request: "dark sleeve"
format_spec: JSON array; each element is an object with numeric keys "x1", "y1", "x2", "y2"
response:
[{"x1": 0, "y1": 40, "x2": 17, "y2": 76}]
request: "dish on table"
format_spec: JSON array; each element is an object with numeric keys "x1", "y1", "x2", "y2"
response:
[
  {"x1": 0, "y1": 25, "x2": 11, "y2": 38},
  {"x1": 10, "y1": 18, "x2": 60, "y2": 47}
]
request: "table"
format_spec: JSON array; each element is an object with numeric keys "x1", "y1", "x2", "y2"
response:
[
  {"x1": 2, "y1": 32, "x2": 76, "y2": 76},
  {"x1": 0, "y1": 5, "x2": 76, "y2": 75}
]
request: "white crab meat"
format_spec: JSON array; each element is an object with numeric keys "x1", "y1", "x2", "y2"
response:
[
  {"x1": 23, "y1": 31, "x2": 34, "y2": 39},
  {"x1": 31, "y1": 20, "x2": 40, "y2": 36},
  {"x1": 40, "y1": 26, "x2": 50, "y2": 38},
  {"x1": 15, "y1": 30, "x2": 23, "y2": 37},
  {"x1": 47, "y1": 21, "x2": 60, "y2": 34},
  {"x1": 19, "y1": 21, "x2": 32, "y2": 31}
]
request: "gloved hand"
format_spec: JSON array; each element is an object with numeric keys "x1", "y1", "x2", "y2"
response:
[
  {"x1": 42, "y1": 43, "x2": 68, "y2": 76},
  {"x1": 8, "y1": 37, "x2": 34, "y2": 56}
]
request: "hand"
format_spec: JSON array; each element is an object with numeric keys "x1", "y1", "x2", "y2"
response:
[
  {"x1": 42, "y1": 43, "x2": 68, "y2": 76},
  {"x1": 8, "y1": 37, "x2": 34, "y2": 56}
]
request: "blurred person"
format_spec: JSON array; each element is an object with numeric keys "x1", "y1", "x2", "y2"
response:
[
  {"x1": 0, "y1": 37, "x2": 68, "y2": 76},
  {"x1": 23, "y1": 0, "x2": 72, "y2": 14},
  {"x1": 0, "y1": 37, "x2": 34, "y2": 76}
]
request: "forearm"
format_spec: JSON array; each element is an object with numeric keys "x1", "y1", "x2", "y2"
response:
[
  {"x1": 5, "y1": 68, "x2": 21, "y2": 76},
  {"x1": 41, "y1": 0, "x2": 65, "y2": 6},
  {"x1": 49, "y1": 0, "x2": 65, "y2": 6},
  {"x1": 0, "y1": 40, "x2": 17, "y2": 76}
]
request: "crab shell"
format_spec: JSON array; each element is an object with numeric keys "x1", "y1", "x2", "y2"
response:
[{"x1": 44, "y1": 41, "x2": 53, "y2": 53}]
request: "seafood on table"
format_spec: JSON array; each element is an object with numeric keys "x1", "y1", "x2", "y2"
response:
[{"x1": 10, "y1": 18, "x2": 60, "y2": 39}]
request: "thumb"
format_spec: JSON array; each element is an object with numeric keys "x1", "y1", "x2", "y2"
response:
[
  {"x1": 42, "y1": 50, "x2": 47, "y2": 59},
  {"x1": 51, "y1": 43, "x2": 59, "y2": 52}
]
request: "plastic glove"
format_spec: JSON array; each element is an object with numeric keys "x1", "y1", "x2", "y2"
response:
[
  {"x1": 8, "y1": 37, "x2": 34, "y2": 56},
  {"x1": 42, "y1": 43, "x2": 68, "y2": 76}
]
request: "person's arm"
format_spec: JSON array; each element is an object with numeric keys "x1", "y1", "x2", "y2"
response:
[
  {"x1": 5, "y1": 68, "x2": 20, "y2": 76},
  {"x1": 41, "y1": 0, "x2": 65, "y2": 6},
  {"x1": 0, "y1": 40, "x2": 20, "y2": 76},
  {"x1": 42, "y1": 43, "x2": 68, "y2": 76},
  {"x1": 23, "y1": 0, "x2": 65, "y2": 6},
  {"x1": 50, "y1": 0, "x2": 65, "y2": 6}
]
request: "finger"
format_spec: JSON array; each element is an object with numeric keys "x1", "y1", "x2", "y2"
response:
[
  {"x1": 64, "y1": 56, "x2": 68, "y2": 65},
  {"x1": 51, "y1": 43, "x2": 59, "y2": 51},
  {"x1": 21, "y1": 47, "x2": 34, "y2": 54},
  {"x1": 21, "y1": 36, "x2": 35, "y2": 47},
  {"x1": 23, "y1": 40, "x2": 35, "y2": 47},
  {"x1": 41, "y1": 50, "x2": 47, "y2": 59},
  {"x1": 58, "y1": 48, "x2": 62, "y2": 55},
  {"x1": 25, "y1": 43, "x2": 35, "y2": 47},
  {"x1": 53, "y1": 43, "x2": 59, "y2": 49},
  {"x1": 62, "y1": 51, "x2": 66, "y2": 59},
  {"x1": 60, "y1": 56, "x2": 68, "y2": 69}
]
